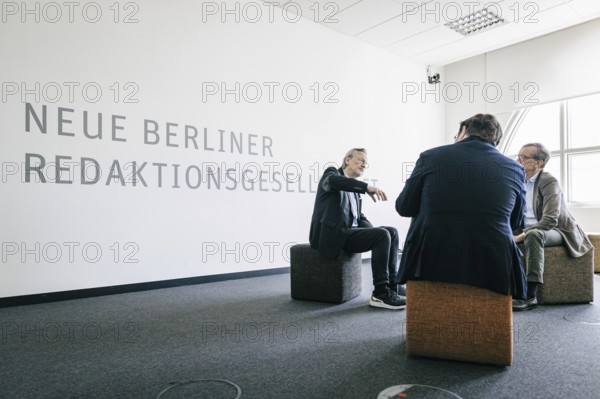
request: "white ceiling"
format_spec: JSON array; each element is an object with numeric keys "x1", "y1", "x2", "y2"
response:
[{"x1": 277, "y1": 0, "x2": 600, "y2": 66}]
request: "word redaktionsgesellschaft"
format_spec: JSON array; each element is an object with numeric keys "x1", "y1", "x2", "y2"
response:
[{"x1": 11, "y1": 103, "x2": 332, "y2": 192}]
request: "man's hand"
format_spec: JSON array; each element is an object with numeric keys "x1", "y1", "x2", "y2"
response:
[
  {"x1": 514, "y1": 233, "x2": 525, "y2": 243},
  {"x1": 367, "y1": 185, "x2": 387, "y2": 202}
]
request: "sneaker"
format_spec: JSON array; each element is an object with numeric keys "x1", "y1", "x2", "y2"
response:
[
  {"x1": 370, "y1": 290, "x2": 406, "y2": 310},
  {"x1": 512, "y1": 297, "x2": 538, "y2": 311}
]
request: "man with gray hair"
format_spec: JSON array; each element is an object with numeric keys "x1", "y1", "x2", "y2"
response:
[
  {"x1": 513, "y1": 143, "x2": 593, "y2": 310},
  {"x1": 309, "y1": 148, "x2": 405, "y2": 310}
]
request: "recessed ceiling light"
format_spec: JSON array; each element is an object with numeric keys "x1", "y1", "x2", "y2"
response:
[{"x1": 445, "y1": 7, "x2": 505, "y2": 36}]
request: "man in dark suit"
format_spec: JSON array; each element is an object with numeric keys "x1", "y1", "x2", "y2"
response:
[
  {"x1": 309, "y1": 148, "x2": 405, "y2": 310},
  {"x1": 512, "y1": 143, "x2": 593, "y2": 310},
  {"x1": 396, "y1": 114, "x2": 527, "y2": 300}
]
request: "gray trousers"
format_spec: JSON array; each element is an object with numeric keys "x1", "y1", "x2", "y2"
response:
[{"x1": 523, "y1": 228, "x2": 564, "y2": 283}]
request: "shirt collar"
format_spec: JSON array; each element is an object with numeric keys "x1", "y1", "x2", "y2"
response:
[{"x1": 527, "y1": 170, "x2": 541, "y2": 184}]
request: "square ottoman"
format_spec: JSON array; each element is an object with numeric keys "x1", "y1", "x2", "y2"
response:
[
  {"x1": 290, "y1": 244, "x2": 362, "y2": 304},
  {"x1": 406, "y1": 280, "x2": 513, "y2": 366}
]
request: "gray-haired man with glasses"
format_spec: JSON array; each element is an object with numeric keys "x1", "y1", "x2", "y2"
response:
[
  {"x1": 309, "y1": 148, "x2": 405, "y2": 310},
  {"x1": 512, "y1": 143, "x2": 593, "y2": 310}
]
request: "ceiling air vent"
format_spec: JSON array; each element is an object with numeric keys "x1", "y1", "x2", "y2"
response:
[{"x1": 445, "y1": 8, "x2": 506, "y2": 36}]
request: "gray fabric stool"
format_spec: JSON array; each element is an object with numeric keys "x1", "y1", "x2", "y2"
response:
[
  {"x1": 290, "y1": 244, "x2": 362, "y2": 304},
  {"x1": 519, "y1": 244, "x2": 594, "y2": 304}
]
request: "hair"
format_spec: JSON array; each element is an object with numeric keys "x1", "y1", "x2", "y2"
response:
[
  {"x1": 521, "y1": 142, "x2": 550, "y2": 168},
  {"x1": 341, "y1": 148, "x2": 367, "y2": 169},
  {"x1": 460, "y1": 113, "x2": 503, "y2": 146}
]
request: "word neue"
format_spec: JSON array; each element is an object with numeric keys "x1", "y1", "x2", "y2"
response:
[{"x1": 23, "y1": 103, "x2": 274, "y2": 156}]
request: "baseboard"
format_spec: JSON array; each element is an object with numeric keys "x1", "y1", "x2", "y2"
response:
[{"x1": 0, "y1": 267, "x2": 291, "y2": 308}]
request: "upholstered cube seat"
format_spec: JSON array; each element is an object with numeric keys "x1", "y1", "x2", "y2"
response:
[
  {"x1": 586, "y1": 233, "x2": 600, "y2": 273},
  {"x1": 405, "y1": 280, "x2": 513, "y2": 366},
  {"x1": 518, "y1": 244, "x2": 594, "y2": 304},
  {"x1": 290, "y1": 244, "x2": 362, "y2": 304}
]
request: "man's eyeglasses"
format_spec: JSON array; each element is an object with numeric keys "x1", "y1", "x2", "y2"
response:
[
  {"x1": 355, "y1": 159, "x2": 369, "y2": 168},
  {"x1": 516, "y1": 155, "x2": 535, "y2": 161}
]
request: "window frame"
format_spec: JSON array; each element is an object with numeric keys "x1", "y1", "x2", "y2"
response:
[{"x1": 500, "y1": 96, "x2": 600, "y2": 208}]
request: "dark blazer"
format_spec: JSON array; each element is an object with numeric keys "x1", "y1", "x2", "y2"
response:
[
  {"x1": 524, "y1": 171, "x2": 593, "y2": 257},
  {"x1": 309, "y1": 167, "x2": 373, "y2": 259},
  {"x1": 396, "y1": 136, "x2": 527, "y2": 299}
]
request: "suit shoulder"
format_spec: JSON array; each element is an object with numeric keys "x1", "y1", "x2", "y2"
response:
[
  {"x1": 422, "y1": 143, "x2": 454, "y2": 156},
  {"x1": 539, "y1": 171, "x2": 559, "y2": 189},
  {"x1": 540, "y1": 171, "x2": 558, "y2": 183},
  {"x1": 491, "y1": 152, "x2": 522, "y2": 166},
  {"x1": 320, "y1": 166, "x2": 340, "y2": 178}
]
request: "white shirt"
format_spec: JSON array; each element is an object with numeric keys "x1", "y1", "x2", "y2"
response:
[{"x1": 524, "y1": 171, "x2": 541, "y2": 228}]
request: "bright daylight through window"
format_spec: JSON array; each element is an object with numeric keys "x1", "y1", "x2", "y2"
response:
[{"x1": 502, "y1": 93, "x2": 600, "y2": 206}]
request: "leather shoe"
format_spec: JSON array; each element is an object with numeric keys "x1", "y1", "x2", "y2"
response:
[
  {"x1": 390, "y1": 284, "x2": 407, "y2": 300},
  {"x1": 512, "y1": 297, "x2": 538, "y2": 311}
]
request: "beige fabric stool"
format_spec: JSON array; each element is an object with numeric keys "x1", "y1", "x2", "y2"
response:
[
  {"x1": 518, "y1": 244, "x2": 594, "y2": 304},
  {"x1": 587, "y1": 233, "x2": 600, "y2": 273},
  {"x1": 406, "y1": 280, "x2": 513, "y2": 366}
]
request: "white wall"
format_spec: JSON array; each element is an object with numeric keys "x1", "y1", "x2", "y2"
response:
[
  {"x1": 0, "y1": 0, "x2": 444, "y2": 297},
  {"x1": 446, "y1": 18, "x2": 600, "y2": 120},
  {"x1": 444, "y1": 17, "x2": 600, "y2": 230}
]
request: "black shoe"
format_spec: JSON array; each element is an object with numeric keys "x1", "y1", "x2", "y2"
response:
[
  {"x1": 512, "y1": 297, "x2": 538, "y2": 311},
  {"x1": 389, "y1": 284, "x2": 407, "y2": 300},
  {"x1": 396, "y1": 284, "x2": 407, "y2": 300},
  {"x1": 370, "y1": 290, "x2": 406, "y2": 310}
]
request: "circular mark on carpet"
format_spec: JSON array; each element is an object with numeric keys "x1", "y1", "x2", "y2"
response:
[
  {"x1": 156, "y1": 379, "x2": 241, "y2": 399},
  {"x1": 378, "y1": 384, "x2": 463, "y2": 399},
  {"x1": 563, "y1": 314, "x2": 600, "y2": 325}
]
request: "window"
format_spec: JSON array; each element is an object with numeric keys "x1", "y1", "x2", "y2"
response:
[
  {"x1": 569, "y1": 95, "x2": 600, "y2": 148},
  {"x1": 505, "y1": 102, "x2": 561, "y2": 154},
  {"x1": 501, "y1": 92, "x2": 600, "y2": 206},
  {"x1": 569, "y1": 153, "x2": 600, "y2": 203}
]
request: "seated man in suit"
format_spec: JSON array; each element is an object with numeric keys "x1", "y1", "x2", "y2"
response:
[
  {"x1": 512, "y1": 143, "x2": 593, "y2": 310},
  {"x1": 396, "y1": 114, "x2": 527, "y2": 302},
  {"x1": 309, "y1": 148, "x2": 405, "y2": 310}
]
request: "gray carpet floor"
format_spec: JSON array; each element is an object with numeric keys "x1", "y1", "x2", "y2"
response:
[{"x1": 1, "y1": 265, "x2": 600, "y2": 399}]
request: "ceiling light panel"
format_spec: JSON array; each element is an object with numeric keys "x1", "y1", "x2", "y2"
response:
[{"x1": 445, "y1": 7, "x2": 506, "y2": 36}]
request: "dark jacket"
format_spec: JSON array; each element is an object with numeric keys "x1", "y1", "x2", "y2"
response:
[
  {"x1": 396, "y1": 136, "x2": 527, "y2": 299},
  {"x1": 309, "y1": 167, "x2": 372, "y2": 259},
  {"x1": 524, "y1": 171, "x2": 592, "y2": 257}
]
